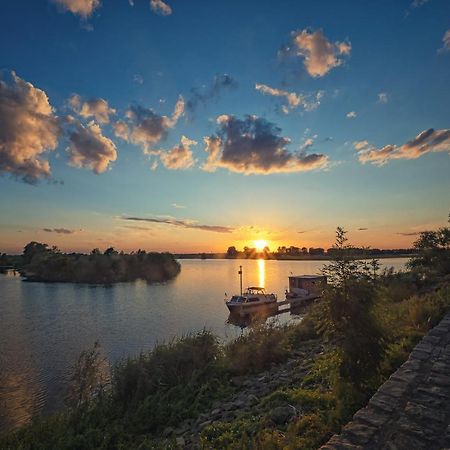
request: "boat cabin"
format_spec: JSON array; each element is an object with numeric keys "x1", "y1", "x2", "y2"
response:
[
  {"x1": 288, "y1": 275, "x2": 327, "y2": 297},
  {"x1": 244, "y1": 286, "x2": 266, "y2": 296}
]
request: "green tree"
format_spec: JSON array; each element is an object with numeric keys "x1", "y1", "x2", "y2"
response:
[
  {"x1": 407, "y1": 217, "x2": 450, "y2": 278},
  {"x1": 65, "y1": 341, "x2": 109, "y2": 412},
  {"x1": 317, "y1": 228, "x2": 384, "y2": 390},
  {"x1": 23, "y1": 241, "x2": 49, "y2": 264},
  {"x1": 104, "y1": 247, "x2": 118, "y2": 256}
]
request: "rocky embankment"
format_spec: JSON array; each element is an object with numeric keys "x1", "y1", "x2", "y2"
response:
[
  {"x1": 162, "y1": 339, "x2": 325, "y2": 448},
  {"x1": 322, "y1": 311, "x2": 450, "y2": 450}
]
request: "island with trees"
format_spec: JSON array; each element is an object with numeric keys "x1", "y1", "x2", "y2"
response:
[{"x1": 4, "y1": 242, "x2": 181, "y2": 284}]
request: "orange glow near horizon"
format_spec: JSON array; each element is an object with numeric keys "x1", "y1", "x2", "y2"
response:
[{"x1": 254, "y1": 239, "x2": 269, "y2": 251}]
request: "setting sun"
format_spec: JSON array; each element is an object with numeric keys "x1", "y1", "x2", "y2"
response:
[{"x1": 254, "y1": 239, "x2": 269, "y2": 251}]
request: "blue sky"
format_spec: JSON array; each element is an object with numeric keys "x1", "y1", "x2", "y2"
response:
[{"x1": 1, "y1": 0, "x2": 450, "y2": 253}]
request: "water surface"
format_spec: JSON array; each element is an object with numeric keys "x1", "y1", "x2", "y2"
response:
[{"x1": 0, "y1": 258, "x2": 408, "y2": 432}]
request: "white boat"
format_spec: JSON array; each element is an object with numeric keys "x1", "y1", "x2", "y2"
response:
[{"x1": 225, "y1": 286, "x2": 277, "y2": 313}]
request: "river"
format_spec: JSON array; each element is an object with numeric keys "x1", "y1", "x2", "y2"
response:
[{"x1": 0, "y1": 257, "x2": 409, "y2": 432}]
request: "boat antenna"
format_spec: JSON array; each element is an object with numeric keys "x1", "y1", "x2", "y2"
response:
[{"x1": 238, "y1": 265, "x2": 243, "y2": 296}]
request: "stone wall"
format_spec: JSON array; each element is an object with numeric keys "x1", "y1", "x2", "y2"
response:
[{"x1": 321, "y1": 312, "x2": 450, "y2": 450}]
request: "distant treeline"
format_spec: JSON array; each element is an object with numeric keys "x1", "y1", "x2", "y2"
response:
[
  {"x1": 218, "y1": 245, "x2": 416, "y2": 260},
  {"x1": 1, "y1": 242, "x2": 180, "y2": 284}
]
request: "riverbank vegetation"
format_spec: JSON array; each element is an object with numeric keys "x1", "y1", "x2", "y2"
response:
[
  {"x1": 15, "y1": 242, "x2": 181, "y2": 284},
  {"x1": 1, "y1": 224, "x2": 449, "y2": 449}
]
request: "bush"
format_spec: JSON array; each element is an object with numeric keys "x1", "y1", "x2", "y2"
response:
[
  {"x1": 225, "y1": 324, "x2": 289, "y2": 375},
  {"x1": 112, "y1": 330, "x2": 222, "y2": 408}
]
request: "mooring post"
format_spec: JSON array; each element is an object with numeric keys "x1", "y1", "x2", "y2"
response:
[{"x1": 238, "y1": 265, "x2": 243, "y2": 296}]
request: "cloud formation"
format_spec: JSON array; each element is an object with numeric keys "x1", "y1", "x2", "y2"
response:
[
  {"x1": 353, "y1": 140, "x2": 369, "y2": 151},
  {"x1": 52, "y1": 0, "x2": 101, "y2": 18},
  {"x1": 255, "y1": 83, "x2": 324, "y2": 113},
  {"x1": 150, "y1": 136, "x2": 196, "y2": 170},
  {"x1": 112, "y1": 120, "x2": 130, "y2": 141},
  {"x1": 290, "y1": 29, "x2": 351, "y2": 77},
  {"x1": 0, "y1": 72, "x2": 60, "y2": 183},
  {"x1": 396, "y1": 231, "x2": 425, "y2": 236},
  {"x1": 69, "y1": 94, "x2": 116, "y2": 124},
  {"x1": 441, "y1": 30, "x2": 450, "y2": 52},
  {"x1": 378, "y1": 92, "x2": 388, "y2": 104},
  {"x1": 150, "y1": 0, "x2": 172, "y2": 16},
  {"x1": 122, "y1": 216, "x2": 234, "y2": 233},
  {"x1": 202, "y1": 115, "x2": 328, "y2": 175},
  {"x1": 43, "y1": 227, "x2": 82, "y2": 234},
  {"x1": 115, "y1": 97, "x2": 184, "y2": 151},
  {"x1": 412, "y1": 0, "x2": 430, "y2": 7},
  {"x1": 356, "y1": 128, "x2": 450, "y2": 166},
  {"x1": 186, "y1": 75, "x2": 238, "y2": 112},
  {"x1": 67, "y1": 118, "x2": 117, "y2": 173},
  {"x1": 346, "y1": 111, "x2": 357, "y2": 119}
]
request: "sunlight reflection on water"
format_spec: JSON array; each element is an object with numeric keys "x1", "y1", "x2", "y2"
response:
[{"x1": 258, "y1": 259, "x2": 265, "y2": 288}]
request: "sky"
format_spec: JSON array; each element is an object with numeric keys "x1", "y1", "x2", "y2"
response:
[{"x1": 1, "y1": 0, "x2": 450, "y2": 253}]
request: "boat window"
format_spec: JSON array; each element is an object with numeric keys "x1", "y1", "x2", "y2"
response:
[{"x1": 248, "y1": 297, "x2": 259, "y2": 302}]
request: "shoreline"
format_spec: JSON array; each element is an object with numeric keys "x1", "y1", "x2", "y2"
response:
[{"x1": 175, "y1": 253, "x2": 416, "y2": 261}]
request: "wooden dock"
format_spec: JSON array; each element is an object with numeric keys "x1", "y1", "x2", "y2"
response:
[{"x1": 276, "y1": 294, "x2": 320, "y2": 313}]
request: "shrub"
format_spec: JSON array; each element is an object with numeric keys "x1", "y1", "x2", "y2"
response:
[
  {"x1": 225, "y1": 324, "x2": 289, "y2": 375},
  {"x1": 112, "y1": 330, "x2": 222, "y2": 408}
]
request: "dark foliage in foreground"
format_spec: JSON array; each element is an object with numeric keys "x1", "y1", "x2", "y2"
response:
[{"x1": 21, "y1": 242, "x2": 181, "y2": 284}]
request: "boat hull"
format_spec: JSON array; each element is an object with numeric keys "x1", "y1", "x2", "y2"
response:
[{"x1": 226, "y1": 301, "x2": 278, "y2": 314}]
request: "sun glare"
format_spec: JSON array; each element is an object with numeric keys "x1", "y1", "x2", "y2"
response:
[{"x1": 254, "y1": 239, "x2": 269, "y2": 251}]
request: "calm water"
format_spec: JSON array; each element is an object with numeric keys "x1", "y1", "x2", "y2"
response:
[{"x1": 0, "y1": 258, "x2": 408, "y2": 432}]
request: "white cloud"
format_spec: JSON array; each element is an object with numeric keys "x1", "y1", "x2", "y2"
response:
[
  {"x1": 150, "y1": 0, "x2": 172, "y2": 15},
  {"x1": 118, "y1": 96, "x2": 184, "y2": 151},
  {"x1": 255, "y1": 84, "x2": 301, "y2": 108},
  {"x1": 255, "y1": 83, "x2": 324, "y2": 113},
  {"x1": 69, "y1": 94, "x2": 116, "y2": 124},
  {"x1": 355, "y1": 128, "x2": 450, "y2": 165},
  {"x1": 112, "y1": 120, "x2": 130, "y2": 141},
  {"x1": 150, "y1": 136, "x2": 197, "y2": 170},
  {"x1": 51, "y1": 0, "x2": 101, "y2": 18},
  {"x1": 377, "y1": 92, "x2": 388, "y2": 104},
  {"x1": 291, "y1": 29, "x2": 351, "y2": 77},
  {"x1": 0, "y1": 72, "x2": 60, "y2": 183},
  {"x1": 440, "y1": 30, "x2": 450, "y2": 52},
  {"x1": 346, "y1": 111, "x2": 357, "y2": 119},
  {"x1": 412, "y1": 0, "x2": 430, "y2": 7},
  {"x1": 353, "y1": 140, "x2": 370, "y2": 151},
  {"x1": 67, "y1": 118, "x2": 117, "y2": 173}
]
